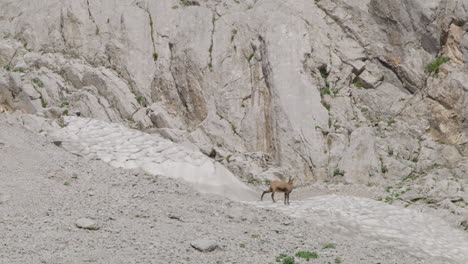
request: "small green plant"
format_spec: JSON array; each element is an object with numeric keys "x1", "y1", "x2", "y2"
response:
[
  {"x1": 251, "y1": 234, "x2": 260, "y2": 238},
  {"x1": 323, "y1": 102, "x2": 331, "y2": 111},
  {"x1": 264, "y1": 179, "x2": 271, "y2": 185},
  {"x1": 62, "y1": 110, "x2": 69, "y2": 116},
  {"x1": 295, "y1": 251, "x2": 318, "y2": 260},
  {"x1": 248, "y1": 53, "x2": 254, "y2": 62},
  {"x1": 361, "y1": 108, "x2": 368, "y2": 113},
  {"x1": 153, "y1": 52, "x2": 158, "y2": 62},
  {"x1": 387, "y1": 119, "x2": 396, "y2": 126},
  {"x1": 333, "y1": 168, "x2": 343, "y2": 176},
  {"x1": 64, "y1": 181, "x2": 71, "y2": 186},
  {"x1": 282, "y1": 257, "x2": 295, "y2": 264},
  {"x1": 208, "y1": 62, "x2": 213, "y2": 69},
  {"x1": 399, "y1": 98, "x2": 406, "y2": 102},
  {"x1": 32, "y1": 78, "x2": 44, "y2": 88},
  {"x1": 381, "y1": 165, "x2": 388, "y2": 174},
  {"x1": 321, "y1": 88, "x2": 331, "y2": 97},
  {"x1": 411, "y1": 157, "x2": 418, "y2": 163},
  {"x1": 60, "y1": 102, "x2": 70, "y2": 108},
  {"x1": 4, "y1": 65, "x2": 11, "y2": 71},
  {"x1": 241, "y1": 103, "x2": 246, "y2": 108},
  {"x1": 231, "y1": 28, "x2": 238, "y2": 42},
  {"x1": 387, "y1": 147, "x2": 394, "y2": 156},
  {"x1": 13, "y1": 68, "x2": 25, "y2": 73},
  {"x1": 135, "y1": 95, "x2": 143, "y2": 103},
  {"x1": 41, "y1": 99, "x2": 48, "y2": 108},
  {"x1": 384, "y1": 196, "x2": 394, "y2": 204},
  {"x1": 324, "y1": 243, "x2": 336, "y2": 249},
  {"x1": 179, "y1": 0, "x2": 195, "y2": 6},
  {"x1": 353, "y1": 80, "x2": 363, "y2": 88},
  {"x1": 226, "y1": 154, "x2": 232, "y2": 162},
  {"x1": 332, "y1": 88, "x2": 340, "y2": 95},
  {"x1": 335, "y1": 258, "x2": 342, "y2": 263},
  {"x1": 24, "y1": 42, "x2": 32, "y2": 52},
  {"x1": 239, "y1": 243, "x2": 246, "y2": 248},
  {"x1": 38, "y1": 129, "x2": 44, "y2": 133},
  {"x1": 403, "y1": 172, "x2": 415, "y2": 181},
  {"x1": 247, "y1": 178, "x2": 261, "y2": 185},
  {"x1": 146, "y1": 175, "x2": 158, "y2": 183},
  {"x1": 425, "y1": 57, "x2": 449, "y2": 76}
]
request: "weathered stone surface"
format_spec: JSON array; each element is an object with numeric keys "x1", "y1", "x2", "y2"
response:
[{"x1": 0, "y1": 0, "x2": 466, "y2": 198}]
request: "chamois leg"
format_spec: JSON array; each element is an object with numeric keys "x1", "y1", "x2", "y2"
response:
[
  {"x1": 284, "y1": 193, "x2": 288, "y2": 205},
  {"x1": 261, "y1": 190, "x2": 271, "y2": 201},
  {"x1": 271, "y1": 192, "x2": 276, "y2": 203},
  {"x1": 286, "y1": 192, "x2": 290, "y2": 205}
]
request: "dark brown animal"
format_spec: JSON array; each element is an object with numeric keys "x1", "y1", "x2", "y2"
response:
[{"x1": 261, "y1": 177, "x2": 294, "y2": 205}]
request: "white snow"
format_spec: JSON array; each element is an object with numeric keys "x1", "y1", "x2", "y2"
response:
[{"x1": 50, "y1": 117, "x2": 257, "y2": 201}]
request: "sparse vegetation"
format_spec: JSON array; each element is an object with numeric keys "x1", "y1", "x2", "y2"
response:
[
  {"x1": 411, "y1": 157, "x2": 418, "y2": 163},
  {"x1": 32, "y1": 78, "x2": 44, "y2": 88},
  {"x1": 321, "y1": 88, "x2": 331, "y2": 97},
  {"x1": 239, "y1": 243, "x2": 246, "y2": 248},
  {"x1": 4, "y1": 65, "x2": 11, "y2": 71},
  {"x1": 231, "y1": 28, "x2": 238, "y2": 42},
  {"x1": 335, "y1": 258, "x2": 342, "y2": 263},
  {"x1": 153, "y1": 52, "x2": 158, "y2": 62},
  {"x1": 64, "y1": 181, "x2": 71, "y2": 186},
  {"x1": 425, "y1": 57, "x2": 449, "y2": 76},
  {"x1": 333, "y1": 168, "x2": 343, "y2": 176},
  {"x1": 264, "y1": 179, "x2": 271, "y2": 185},
  {"x1": 323, "y1": 102, "x2": 331, "y2": 111},
  {"x1": 387, "y1": 147, "x2": 394, "y2": 156},
  {"x1": 353, "y1": 80, "x2": 363, "y2": 88},
  {"x1": 248, "y1": 53, "x2": 254, "y2": 62},
  {"x1": 60, "y1": 102, "x2": 70, "y2": 108},
  {"x1": 251, "y1": 234, "x2": 260, "y2": 238},
  {"x1": 381, "y1": 165, "x2": 388, "y2": 174},
  {"x1": 324, "y1": 243, "x2": 336, "y2": 249},
  {"x1": 135, "y1": 95, "x2": 143, "y2": 103},
  {"x1": 247, "y1": 178, "x2": 261, "y2": 185},
  {"x1": 295, "y1": 251, "x2": 318, "y2": 260},
  {"x1": 276, "y1": 254, "x2": 294, "y2": 264},
  {"x1": 387, "y1": 119, "x2": 396, "y2": 126},
  {"x1": 62, "y1": 110, "x2": 69, "y2": 116},
  {"x1": 361, "y1": 108, "x2": 368, "y2": 113},
  {"x1": 226, "y1": 154, "x2": 232, "y2": 162}
]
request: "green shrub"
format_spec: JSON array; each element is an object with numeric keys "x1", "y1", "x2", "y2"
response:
[
  {"x1": 335, "y1": 258, "x2": 342, "y2": 263},
  {"x1": 425, "y1": 57, "x2": 449, "y2": 76},
  {"x1": 282, "y1": 257, "x2": 295, "y2": 264},
  {"x1": 333, "y1": 168, "x2": 343, "y2": 176},
  {"x1": 295, "y1": 251, "x2": 318, "y2": 260},
  {"x1": 60, "y1": 102, "x2": 70, "y2": 108}
]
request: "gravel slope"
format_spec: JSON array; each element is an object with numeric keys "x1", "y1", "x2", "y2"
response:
[{"x1": 0, "y1": 114, "x2": 453, "y2": 264}]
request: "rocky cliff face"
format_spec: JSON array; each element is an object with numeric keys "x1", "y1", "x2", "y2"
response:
[{"x1": 0, "y1": 0, "x2": 467, "y2": 205}]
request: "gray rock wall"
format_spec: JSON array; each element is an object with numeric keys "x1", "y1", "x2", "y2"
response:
[{"x1": 0, "y1": 0, "x2": 467, "y2": 194}]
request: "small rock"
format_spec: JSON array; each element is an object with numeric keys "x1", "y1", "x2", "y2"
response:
[
  {"x1": 355, "y1": 70, "x2": 383, "y2": 89},
  {"x1": 350, "y1": 60, "x2": 366, "y2": 74},
  {"x1": 168, "y1": 213, "x2": 183, "y2": 221},
  {"x1": 190, "y1": 239, "x2": 218, "y2": 252},
  {"x1": 53, "y1": 141, "x2": 62, "y2": 147},
  {"x1": 460, "y1": 220, "x2": 468, "y2": 231},
  {"x1": 75, "y1": 218, "x2": 99, "y2": 230},
  {"x1": 400, "y1": 189, "x2": 422, "y2": 202}
]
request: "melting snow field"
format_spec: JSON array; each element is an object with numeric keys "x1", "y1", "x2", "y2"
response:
[
  {"x1": 50, "y1": 117, "x2": 257, "y2": 201},
  {"x1": 252, "y1": 196, "x2": 468, "y2": 263},
  {"x1": 51, "y1": 117, "x2": 468, "y2": 263}
]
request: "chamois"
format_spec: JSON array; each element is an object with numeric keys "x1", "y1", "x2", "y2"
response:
[{"x1": 261, "y1": 177, "x2": 294, "y2": 205}]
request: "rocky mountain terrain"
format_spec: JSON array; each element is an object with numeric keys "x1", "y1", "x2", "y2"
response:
[{"x1": 1, "y1": 0, "x2": 468, "y2": 263}]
